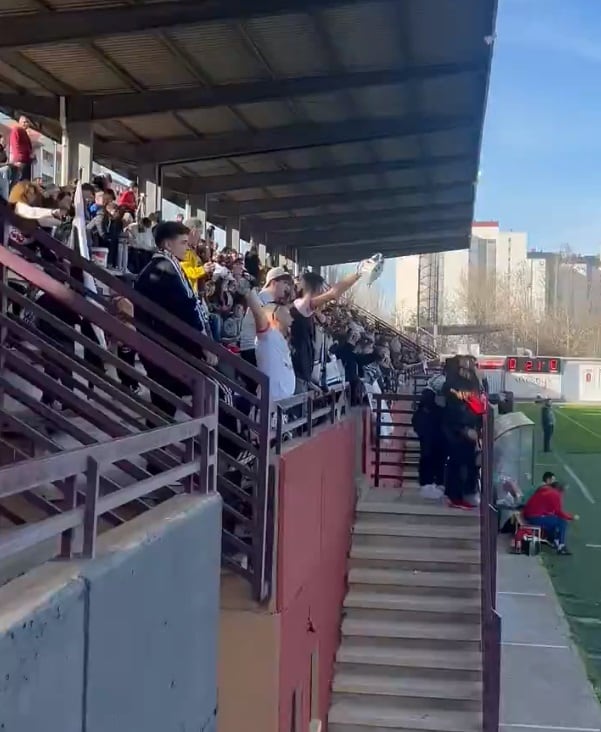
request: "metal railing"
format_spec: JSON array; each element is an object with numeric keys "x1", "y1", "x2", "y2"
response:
[
  {"x1": 481, "y1": 404, "x2": 501, "y2": 732},
  {"x1": 343, "y1": 300, "x2": 438, "y2": 361},
  {"x1": 0, "y1": 199, "x2": 273, "y2": 601},
  {"x1": 271, "y1": 384, "x2": 348, "y2": 455},
  {"x1": 371, "y1": 393, "x2": 416, "y2": 487},
  {"x1": 0, "y1": 415, "x2": 217, "y2": 563}
]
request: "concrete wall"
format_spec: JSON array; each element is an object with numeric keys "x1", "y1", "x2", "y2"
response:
[{"x1": 0, "y1": 493, "x2": 222, "y2": 732}]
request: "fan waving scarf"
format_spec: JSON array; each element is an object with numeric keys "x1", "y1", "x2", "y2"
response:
[{"x1": 358, "y1": 252, "x2": 384, "y2": 287}]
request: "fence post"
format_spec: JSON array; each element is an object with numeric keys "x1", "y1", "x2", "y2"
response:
[
  {"x1": 275, "y1": 406, "x2": 283, "y2": 456},
  {"x1": 306, "y1": 395, "x2": 313, "y2": 437},
  {"x1": 198, "y1": 422, "x2": 211, "y2": 494},
  {"x1": 82, "y1": 457, "x2": 100, "y2": 558},
  {"x1": 60, "y1": 475, "x2": 77, "y2": 558}
]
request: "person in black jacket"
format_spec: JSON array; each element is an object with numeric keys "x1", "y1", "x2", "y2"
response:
[
  {"x1": 134, "y1": 221, "x2": 217, "y2": 418},
  {"x1": 290, "y1": 269, "x2": 364, "y2": 393}
]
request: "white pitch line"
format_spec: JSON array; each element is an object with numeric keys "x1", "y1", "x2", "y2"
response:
[
  {"x1": 501, "y1": 727, "x2": 597, "y2": 732},
  {"x1": 556, "y1": 454, "x2": 595, "y2": 504},
  {"x1": 502, "y1": 641, "x2": 569, "y2": 649},
  {"x1": 558, "y1": 408, "x2": 601, "y2": 442},
  {"x1": 498, "y1": 591, "x2": 546, "y2": 597},
  {"x1": 585, "y1": 544, "x2": 601, "y2": 549}
]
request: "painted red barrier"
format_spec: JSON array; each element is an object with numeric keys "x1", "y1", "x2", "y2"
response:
[{"x1": 276, "y1": 418, "x2": 357, "y2": 732}]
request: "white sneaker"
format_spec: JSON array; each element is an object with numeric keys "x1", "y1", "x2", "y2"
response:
[
  {"x1": 420, "y1": 484, "x2": 444, "y2": 500},
  {"x1": 464, "y1": 493, "x2": 481, "y2": 507}
]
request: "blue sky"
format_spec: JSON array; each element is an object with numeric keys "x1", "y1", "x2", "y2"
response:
[{"x1": 475, "y1": 0, "x2": 601, "y2": 254}]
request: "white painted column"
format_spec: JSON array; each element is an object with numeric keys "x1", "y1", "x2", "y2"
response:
[{"x1": 226, "y1": 217, "x2": 240, "y2": 252}]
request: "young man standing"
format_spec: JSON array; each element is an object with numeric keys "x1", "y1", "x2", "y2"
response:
[
  {"x1": 541, "y1": 398, "x2": 555, "y2": 452},
  {"x1": 9, "y1": 116, "x2": 34, "y2": 188}
]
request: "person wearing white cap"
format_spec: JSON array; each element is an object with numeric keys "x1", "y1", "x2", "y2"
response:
[{"x1": 239, "y1": 266, "x2": 293, "y2": 366}]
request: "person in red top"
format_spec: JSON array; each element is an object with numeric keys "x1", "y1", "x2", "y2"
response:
[
  {"x1": 523, "y1": 481, "x2": 573, "y2": 554},
  {"x1": 117, "y1": 183, "x2": 138, "y2": 214},
  {"x1": 9, "y1": 116, "x2": 34, "y2": 188}
]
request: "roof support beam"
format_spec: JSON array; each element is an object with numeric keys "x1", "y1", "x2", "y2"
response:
[
  {"x1": 268, "y1": 219, "x2": 468, "y2": 249},
  {"x1": 208, "y1": 180, "x2": 473, "y2": 217},
  {"x1": 0, "y1": 0, "x2": 392, "y2": 50},
  {"x1": 95, "y1": 114, "x2": 477, "y2": 165},
  {"x1": 163, "y1": 154, "x2": 470, "y2": 195},
  {"x1": 0, "y1": 92, "x2": 59, "y2": 119},
  {"x1": 306, "y1": 237, "x2": 468, "y2": 266},
  {"x1": 241, "y1": 202, "x2": 472, "y2": 235},
  {"x1": 74, "y1": 63, "x2": 482, "y2": 121}
]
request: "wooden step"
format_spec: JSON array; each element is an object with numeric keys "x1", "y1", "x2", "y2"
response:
[
  {"x1": 342, "y1": 617, "x2": 481, "y2": 645},
  {"x1": 350, "y1": 545, "x2": 480, "y2": 573},
  {"x1": 332, "y1": 671, "x2": 482, "y2": 705},
  {"x1": 357, "y1": 501, "x2": 478, "y2": 528},
  {"x1": 336, "y1": 644, "x2": 482, "y2": 675},
  {"x1": 344, "y1": 590, "x2": 480, "y2": 619},
  {"x1": 352, "y1": 521, "x2": 479, "y2": 551},
  {"x1": 329, "y1": 699, "x2": 481, "y2": 731}
]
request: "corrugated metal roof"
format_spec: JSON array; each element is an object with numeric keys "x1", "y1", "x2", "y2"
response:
[
  {"x1": 0, "y1": 0, "x2": 497, "y2": 261},
  {"x1": 95, "y1": 33, "x2": 198, "y2": 89},
  {"x1": 22, "y1": 44, "x2": 125, "y2": 92}
]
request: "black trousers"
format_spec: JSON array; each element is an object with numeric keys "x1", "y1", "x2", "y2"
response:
[
  {"x1": 418, "y1": 436, "x2": 447, "y2": 487},
  {"x1": 445, "y1": 440, "x2": 478, "y2": 502},
  {"x1": 543, "y1": 425, "x2": 554, "y2": 453}
]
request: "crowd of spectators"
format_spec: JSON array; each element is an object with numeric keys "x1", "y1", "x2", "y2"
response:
[{"x1": 2, "y1": 149, "x2": 421, "y2": 431}]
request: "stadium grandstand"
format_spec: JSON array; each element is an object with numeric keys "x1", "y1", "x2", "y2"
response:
[{"x1": 0, "y1": 2, "x2": 500, "y2": 732}]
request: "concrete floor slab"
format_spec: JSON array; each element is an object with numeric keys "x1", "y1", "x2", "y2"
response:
[{"x1": 499, "y1": 551, "x2": 601, "y2": 732}]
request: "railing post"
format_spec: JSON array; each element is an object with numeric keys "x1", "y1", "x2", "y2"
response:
[
  {"x1": 329, "y1": 390, "x2": 336, "y2": 424},
  {"x1": 275, "y1": 405, "x2": 283, "y2": 456},
  {"x1": 82, "y1": 457, "x2": 100, "y2": 558},
  {"x1": 374, "y1": 395, "x2": 382, "y2": 487},
  {"x1": 60, "y1": 474, "x2": 77, "y2": 558},
  {"x1": 198, "y1": 422, "x2": 210, "y2": 494},
  {"x1": 306, "y1": 394, "x2": 313, "y2": 437}
]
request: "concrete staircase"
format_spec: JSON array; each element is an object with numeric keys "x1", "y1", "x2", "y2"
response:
[{"x1": 329, "y1": 494, "x2": 482, "y2": 732}]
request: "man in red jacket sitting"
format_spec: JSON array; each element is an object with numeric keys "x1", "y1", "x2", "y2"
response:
[{"x1": 523, "y1": 481, "x2": 573, "y2": 555}]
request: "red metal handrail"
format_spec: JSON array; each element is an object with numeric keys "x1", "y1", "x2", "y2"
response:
[
  {"x1": 0, "y1": 200, "x2": 273, "y2": 601},
  {"x1": 0, "y1": 415, "x2": 217, "y2": 562},
  {"x1": 481, "y1": 405, "x2": 501, "y2": 732}
]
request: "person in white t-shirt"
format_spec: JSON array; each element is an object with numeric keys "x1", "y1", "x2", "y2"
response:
[
  {"x1": 244, "y1": 287, "x2": 295, "y2": 403},
  {"x1": 239, "y1": 266, "x2": 293, "y2": 365}
]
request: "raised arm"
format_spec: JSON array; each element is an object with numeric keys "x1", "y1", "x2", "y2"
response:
[
  {"x1": 245, "y1": 288, "x2": 270, "y2": 334},
  {"x1": 308, "y1": 271, "x2": 362, "y2": 310}
]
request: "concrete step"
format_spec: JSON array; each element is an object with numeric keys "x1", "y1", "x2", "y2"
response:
[
  {"x1": 349, "y1": 545, "x2": 480, "y2": 574},
  {"x1": 328, "y1": 699, "x2": 481, "y2": 731},
  {"x1": 349, "y1": 567, "x2": 481, "y2": 593},
  {"x1": 341, "y1": 617, "x2": 481, "y2": 649},
  {"x1": 352, "y1": 520, "x2": 479, "y2": 551},
  {"x1": 344, "y1": 590, "x2": 480, "y2": 621},
  {"x1": 336, "y1": 644, "x2": 481, "y2": 678},
  {"x1": 356, "y1": 501, "x2": 478, "y2": 528},
  {"x1": 332, "y1": 671, "x2": 482, "y2": 709}
]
